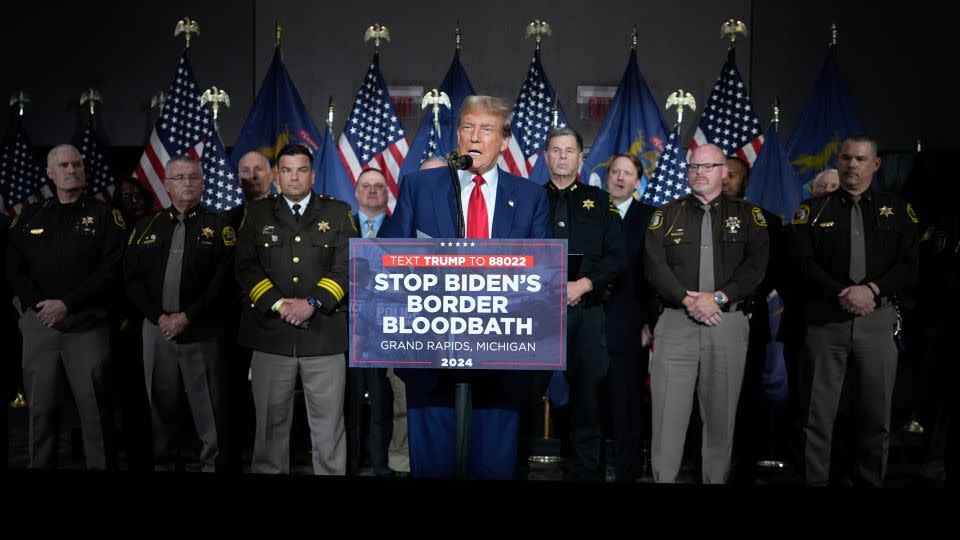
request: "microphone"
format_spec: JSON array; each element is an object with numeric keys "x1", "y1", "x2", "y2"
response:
[{"x1": 446, "y1": 151, "x2": 473, "y2": 171}]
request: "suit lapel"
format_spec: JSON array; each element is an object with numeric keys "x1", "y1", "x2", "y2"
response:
[
  {"x1": 378, "y1": 215, "x2": 390, "y2": 238},
  {"x1": 431, "y1": 174, "x2": 457, "y2": 238},
  {"x1": 491, "y1": 173, "x2": 516, "y2": 239}
]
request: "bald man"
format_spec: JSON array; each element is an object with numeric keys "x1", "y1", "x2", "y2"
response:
[{"x1": 644, "y1": 143, "x2": 769, "y2": 483}]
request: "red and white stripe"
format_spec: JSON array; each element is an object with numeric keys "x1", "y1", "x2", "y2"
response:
[
  {"x1": 134, "y1": 132, "x2": 205, "y2": 210},
  {"x1": 337, "y1": 133, "x2": 408, "y2": 214},
  {"x1": 3, "y1": 184, "x2": 54, "y2": 217},
  {"x1": 498, "y1": 135, "x2": 533, "y2": 178},
  {"x1": 688, "y1": 127, "x2": 765, "y2": 168}
]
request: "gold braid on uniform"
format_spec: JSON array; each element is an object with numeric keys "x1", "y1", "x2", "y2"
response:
[{"x1": 250, "y1": 278, "x2": 275, "y2": 304}]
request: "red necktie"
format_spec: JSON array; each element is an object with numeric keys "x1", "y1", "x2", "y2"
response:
[{"x1": 466, "y1": 175, "x2": 489, "y2": 239}]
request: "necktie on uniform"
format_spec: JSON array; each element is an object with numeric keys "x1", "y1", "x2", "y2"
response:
[
  {"x1": 849, "y1": 195, "x2": 866, "y2": 283},
  {"x1": 162, "y1": 214, "x2": 186, "y2": 313},
  {"x1": 553, "y1": 188, "x2": 569, "y2": 239},
  {"x1": 466, "y1": 175, "x2": 489, "y2": 239},
  {"x1": 292, "y1": 203, "x2": 302, "y2": 223},
  {"x1": 698, "y1": 204, "x2": 715, "y2": 293}
]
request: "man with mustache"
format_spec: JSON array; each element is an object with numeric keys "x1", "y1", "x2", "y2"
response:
[
  {"x1": 644, "y1": 143, "x2": 769, "y2": 484},
  {"x1": 124, "y1": 155, "x2": 234, "y2": 471}
]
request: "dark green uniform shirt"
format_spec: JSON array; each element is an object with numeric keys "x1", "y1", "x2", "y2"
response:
[
  {"x1": 644, "y1": 193, "x2": 769, "y2": 309},
  {"x1": 235, "y1": 193, "x2": 357, "y2": 356}
]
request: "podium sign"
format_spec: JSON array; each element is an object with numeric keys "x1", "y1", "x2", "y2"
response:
[{"x1": 349, "y1": 238, "x2": 567, "y2": 371}]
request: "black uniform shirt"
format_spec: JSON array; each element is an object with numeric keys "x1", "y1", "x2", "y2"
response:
[
  {"x1": 789, "y1": 188, "x2": 918, "y2": 322},
  {"x1": 6, "y1": 195, "x2": 125, "y2": 317},
  {"x1": 544, "y1": 181, "x2": 625, "y2": 304},
  {"x1": 123, "y1": 205, "x2": 235, "y2": 341},
  {"x1": 644, "y1": 193, "x2": 769, "y2": 309}
]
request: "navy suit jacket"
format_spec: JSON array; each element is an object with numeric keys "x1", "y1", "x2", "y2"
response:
[
  {"x1": 382, "y1": 166, "x2": 550, "y2": 409},
  {"x1": 383, "y1": 166, "x2": 549, "y2": 241}
]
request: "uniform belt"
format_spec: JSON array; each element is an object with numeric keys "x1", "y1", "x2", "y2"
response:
[{"x1": 720, "y1": 301, "x2": 746, "y2": 313}]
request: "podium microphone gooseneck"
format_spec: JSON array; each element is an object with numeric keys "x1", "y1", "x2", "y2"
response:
[
  {"x1": 446, "y1": 151, "x2": 473, "y2": 239},
  {"x1": 444, "y1": 150, "x2": 474, "y2": 479}
]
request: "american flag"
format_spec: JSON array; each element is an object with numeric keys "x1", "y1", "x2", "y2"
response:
[
  {"x1": 689, "y1": 48, "x2": 764, "y2": 165},
  {"x1": 135, "y1": 51, "x2": 222, "y2": 210},
  {"x1": 338, "y1": 54, "x2": 408, "y2": 213},
  {"x1": 78, "y1": 114, "x2": 116, "y2": 200},
  {"x1": 0, "y1": 116, "x2": 49, "y2": 216},
  {"x1": 500, "y1": 49, "x2": 568, "y2": 183},
  {"x1": 200, "y1": 130, "x2": 242, "y2": 211},
  {"x1": 641, "y1": 125, "x2": 689, "y2": 207}
]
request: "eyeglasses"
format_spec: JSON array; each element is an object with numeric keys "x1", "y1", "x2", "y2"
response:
[
  {"x1": 165, "y1": 174, "x2": 202, "y2": 183},
  {"x1": 686, "y1": 163, "x2": 725, "y2": 172}
]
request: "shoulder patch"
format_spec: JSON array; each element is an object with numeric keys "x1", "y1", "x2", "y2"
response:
[
  {"x1": 127, "y1": 228, "x2": 137, "y2": 246},
  {"x1": 906, "y1": 203, "x2": 918, "y2": 224},
  {"x1": 112, "y1": 209, "x2": 126, "y2": 229},
  {"x1": 934, "y1": 231, "x2": 947, "y2": 252},
  {"x1": 222, "y1": 226, "x2": 237, "y2": 246},
  {"x1": 752, "y1": 207, "x2": 768, "y2": 227},
  {"x1": 648, "y1": 210, "x2": 664, "y2": 230},
  {"x1": 791, "y1": 204, "x2": 810, "y2": 225}
]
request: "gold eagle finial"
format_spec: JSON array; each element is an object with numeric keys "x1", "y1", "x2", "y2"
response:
[
  {"x1": 665, "y1": 89, "x2": 696, "y2": 126},
  {"x1": 525, "y1": 20, "x2": 552, "y2": 50},
  {"x1": 422, "y1": 89, "x2": 451, "y2": 142},
  {"x1": 174, "y1": 18, "x2": 200, "y2": 48},
  {"x1": 9, "y1": 90, "x2": 31, "y2": 116},
  {"x1": 150, "y1": 92, "x2": 166, "y2": 113},
  {"x1": 720, "y1": 19, "x2": 747, "y2": 45},
  {"x1": 364, "y1": 24, "x2": 391, "y2": 51},
  {"x1": 80, "y1": 88, "x2": 103, "y2": 115},
  {"x1": 201, "y1": 87, "x2": 231, "y2": 123},
  {"x1": 201, "y1": 87, "x2": 230, "y2": 133}
]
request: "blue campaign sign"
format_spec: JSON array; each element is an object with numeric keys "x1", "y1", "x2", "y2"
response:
[{"x1": 349, "y1": 238, "x2": 567, "y2": 371}]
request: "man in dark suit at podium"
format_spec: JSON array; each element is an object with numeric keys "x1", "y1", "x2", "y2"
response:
[{"x1": 383, "y1": 95, "x2": 550, "y2": 479}]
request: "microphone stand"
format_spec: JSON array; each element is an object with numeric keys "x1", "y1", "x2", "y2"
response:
[
  {"x1": 445, "y1": 151, "x2": 471, "y2": 478},
  {"x1": 446, "y1": 152, "x2": 466, "y2": 238}
]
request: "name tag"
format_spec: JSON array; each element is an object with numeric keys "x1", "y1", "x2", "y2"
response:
[
  {"x1": 29, "y1": 228, "x2": 44, "y2": 235},
  {"x1": 818, "y1": 221, "x2": 834, "y2": 228}
]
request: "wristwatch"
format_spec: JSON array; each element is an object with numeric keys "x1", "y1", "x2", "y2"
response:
[
  {"x1": 714, "y1": 291, "x2": 727, "y2": 306},
  {"x1": 306, "y1": 296, "x2": 319, "y2": 308}
]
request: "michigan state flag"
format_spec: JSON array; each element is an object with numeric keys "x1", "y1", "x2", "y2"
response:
[
  {"x1": 231, "y1": 46, "x2": 324, "y2": 175},
  {"x1": 399, "y1": 50, "x2": 475, "y2": 182},
  {"x1": 785, "y1": 43, "x2": 863, "y2": 191},
  {"x1": 582, "y1": 49, "x2": 667, "y2": 195}
]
